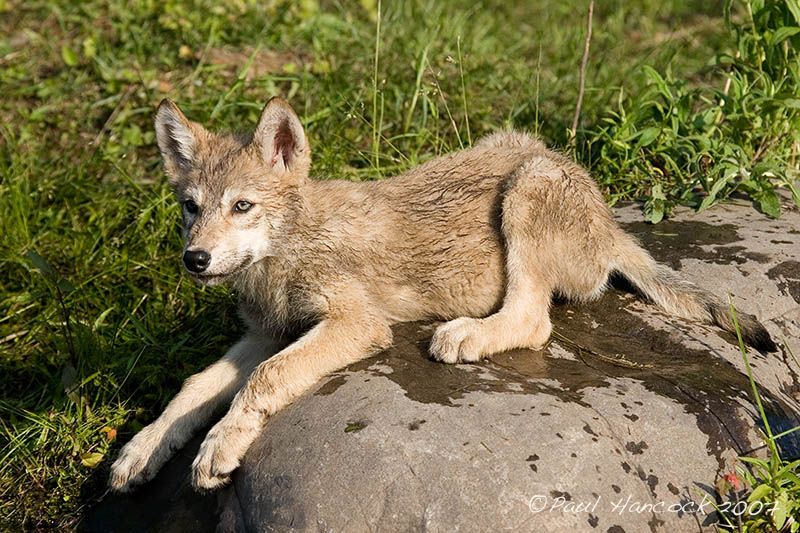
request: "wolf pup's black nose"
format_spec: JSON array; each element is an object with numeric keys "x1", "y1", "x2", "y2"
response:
[{"x1": 184, "y1": 250, "x2": 211, "y2": 273}]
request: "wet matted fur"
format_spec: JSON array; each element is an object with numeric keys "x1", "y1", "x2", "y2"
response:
[{"x1": 109, "y1": 97, "x2": 776, "y2": 492}]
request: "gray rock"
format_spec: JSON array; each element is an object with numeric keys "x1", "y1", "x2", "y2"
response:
[
  {"x1": 83, "y1": 200, "x2": 800, "y2": 532},
  {"x1": 226, "y1": 201, "x2": 800, "y2": 532},
  {"x1": 80, "y1": 435, "x2": 217, "y2": 533}
]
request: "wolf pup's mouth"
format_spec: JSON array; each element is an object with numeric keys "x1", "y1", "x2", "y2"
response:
[
  {"x1": 191, "y1": 272, "x2": 230, "y2": 286},
  {"x1": 189, "y1": 256, "x2": 253, "y2": 285}
]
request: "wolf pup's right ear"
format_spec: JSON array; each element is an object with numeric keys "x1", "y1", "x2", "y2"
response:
[
  {"x1": 154, "y1": 99, "x2": 204, "y2": 179},
  {"x1": 252, "y1": 98, "x2": 310, "y2": 184}
]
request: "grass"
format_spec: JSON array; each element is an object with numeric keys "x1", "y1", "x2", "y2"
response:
[
  {"x1": 713, "y1": 305, "x2": 800, "y2": 532},
  {"x1": 0, "y1": 0, "x2": 797, "y2": 529},
  {"x1": 587, "y1": 0, "x2": 800, "y2": 222}
]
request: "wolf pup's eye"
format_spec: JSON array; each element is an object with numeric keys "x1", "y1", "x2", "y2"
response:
[
  {"x1": 234, "y1": 200, "x2": 253, "y2": 213},
  {"x1": 183, "y1": 200, "x2": 199, "y2": 214}
]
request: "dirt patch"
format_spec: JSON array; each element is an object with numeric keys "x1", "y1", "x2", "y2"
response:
[{"x1": 204, "y1": 47, "x2": 305, "y2": 80}]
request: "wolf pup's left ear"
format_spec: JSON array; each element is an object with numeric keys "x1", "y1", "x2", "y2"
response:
[
  {"x1": 154, "y1": 99, "x2": 204, "y2": 179},
  {"x1": 253, "y1": 98, "x2": 310, "y2": 182}
]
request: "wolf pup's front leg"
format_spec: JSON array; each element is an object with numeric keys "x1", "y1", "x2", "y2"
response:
[
  {"x1": 191, "y1": 311, "x2": 392, "y2": 490},
  {"x1": 109, "y1": 333, "x2": 281, "y2": 492}
]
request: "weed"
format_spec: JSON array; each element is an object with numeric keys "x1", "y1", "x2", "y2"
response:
[
  {"x1": 586, "y1": 0, "x2": 800, "y2": 222},
  {"x1": 713, "y1": 304, "x2": 800, "y2": 532}
]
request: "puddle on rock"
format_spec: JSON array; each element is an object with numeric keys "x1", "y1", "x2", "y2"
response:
[
  {"x1": 619, "y1": 220, "x2": 767, "y2": 270},
  {"x1": 316, "y1": 288, "x2": 800, "y2": 464}
]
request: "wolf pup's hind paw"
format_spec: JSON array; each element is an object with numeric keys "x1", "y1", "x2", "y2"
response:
[{"x1": 429, "y1": 317, "x2": 485, "y2": 364}]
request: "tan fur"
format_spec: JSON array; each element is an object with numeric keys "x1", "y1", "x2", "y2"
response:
[{"x1": 110, "y1": 98, "x2": 775, "y2": 493}]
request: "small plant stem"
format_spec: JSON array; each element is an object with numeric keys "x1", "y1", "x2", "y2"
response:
[
  {"x1": 534, "y1": 43, "x2": 542, "y2": 136},
  {"x1": 56, "y1": 285, "x2": 77, "y2": 370},
  {"x1": 403, "y1": 43, "x2": 430, "y2": 133},
  {"x1": 729, "y1": 301, "x2": 774, "y2": 444},
  {"x1": 457, "y1": 36, "x2": 471, "y2": 146},
  {"x1": 372, "y1": 0, "x2": 382, "y2": 171},
  {"x1": 570, "y1": 0, "x2": 594, "y2": 150}
]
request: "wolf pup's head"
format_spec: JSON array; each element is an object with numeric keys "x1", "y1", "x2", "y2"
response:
[{"x1": 154, "y1": 97, "x2": 310, "y2": 285}]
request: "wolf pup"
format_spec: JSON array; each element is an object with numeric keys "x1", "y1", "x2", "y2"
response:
[{"x1": 109, "y1": 97, "x2": 776, "y2": 492}]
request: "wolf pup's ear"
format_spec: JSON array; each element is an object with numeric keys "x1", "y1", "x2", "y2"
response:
[
  {"x1": 154, "y1": 99, "x2": 202, "y2": 177},
  {"x1": 253, "y1": 98, "x2": 310, "y2": 181}
]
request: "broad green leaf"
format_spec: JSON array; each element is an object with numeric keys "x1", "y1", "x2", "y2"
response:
[
  {"x1": 787, "y1": 0, "x2": 800, "y2": 25},
  {"x1": 635, "y1": 127, "x2": 660, "y2": 148},
  {"x1": 772, "y1": 26, "x2": 800, "y2": 45},
  {"x1": 644, "y1": 184, "x2": 666, "y2": 224},
  {"x1": 80, "y1": 452, "x2": 104, "y2": 468},
  {"x1": 61, "y1": 45, "x2": 79, "y2": 67},
  {"x1": 642, "y1": 66, "x2": 672, "y2": 100},
  {"x1": 755, "y1": 188, "x2": 781, "y2": 218},
  {"x1": 747, "y1": 483, "x2": 772, "y2": 502},
  {"x1": 57, "y1": 279, "x2": 76, "y2": 294},
  {"x1": 645, "y1": 200, "x2": 663, "y2": 221},
  {"x1": 699, "y1": 174, "x2": 732, "y2": 212},
  {"x1": 25, "y1": 250, "x2": 55, "y2": 277},
  {"x1": 773, "y1": 490, "x2": 789, "y2": 529}
]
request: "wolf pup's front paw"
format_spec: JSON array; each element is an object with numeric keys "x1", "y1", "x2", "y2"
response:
[
  {"x1": 192, "y1": 417, "x2": 257, "y2": 491},
  {"x1": 109, "y1": 428, "x2": 160, "y2": 492}
]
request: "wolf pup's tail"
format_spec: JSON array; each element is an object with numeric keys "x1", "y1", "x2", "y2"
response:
[{"x1": 612, "y1": 234, "x2": 777, "y2": 352}]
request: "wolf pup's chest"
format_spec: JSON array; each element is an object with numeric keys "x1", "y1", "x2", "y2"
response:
[{"x1": 235, "y1": 264, "x2": 320, "y2": 337}]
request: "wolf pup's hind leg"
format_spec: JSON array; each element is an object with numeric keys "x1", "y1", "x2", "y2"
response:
[{"x1": 430, "y1": 156, "x2": 615, "y2": 364}]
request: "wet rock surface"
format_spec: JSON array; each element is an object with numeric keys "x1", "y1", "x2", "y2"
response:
[
  {"x1": 82, "y1": 201, "x2": 800, "y2": 532},
  {"x1": 80, "y1": 434, "x2": 216, "y2": 533}
]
